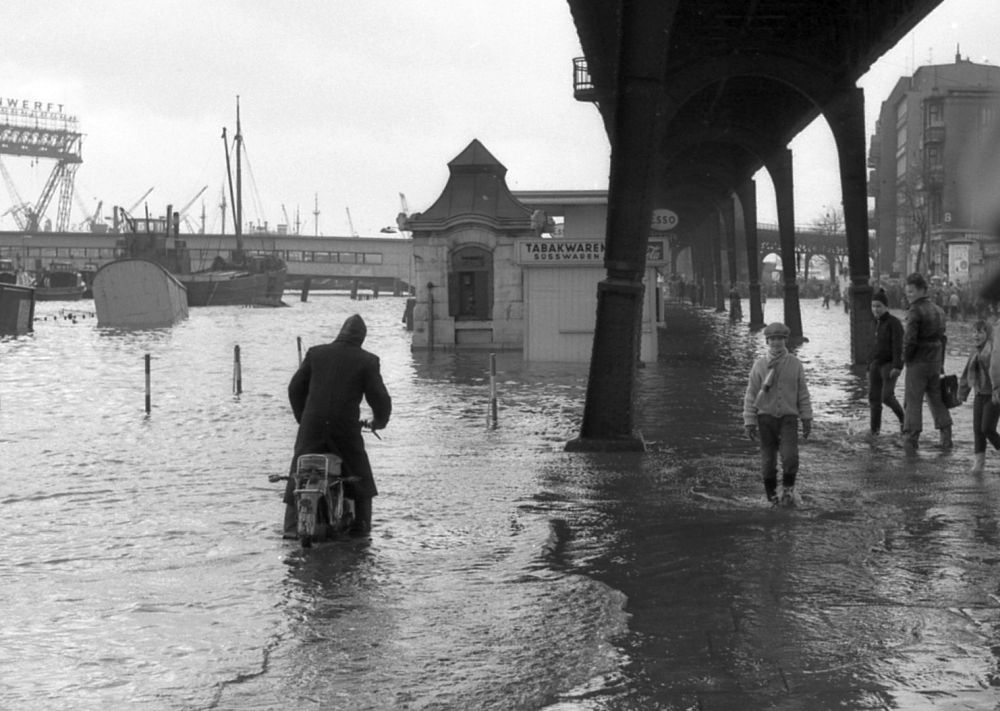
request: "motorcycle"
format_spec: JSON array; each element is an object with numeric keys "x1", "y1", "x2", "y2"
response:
[{"x1": 269, "y1": 421, "x2": 379, "y2": 548}]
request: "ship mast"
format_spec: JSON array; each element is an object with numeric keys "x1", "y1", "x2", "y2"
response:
[
  {"x1": 235, "y1": 96, "x2": 243, "y2": 256},
  {"x1": 222, "y1": 96, "x2": 244, "y2": 260}
]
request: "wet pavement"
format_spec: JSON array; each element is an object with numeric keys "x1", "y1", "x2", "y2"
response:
[
  {"x1": 544, "y1": 297, "x2": 1000, "y2": 710},
  {"x1": 3, "y1": 295, "x2": 1000, "y2": 710}
]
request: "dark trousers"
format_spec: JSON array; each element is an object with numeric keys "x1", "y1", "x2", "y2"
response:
[
  {"x1": 868, "y1": 362, "x2": 904, "y2": 433},
  {"x1": 903, "y1": 360, "x2": 953, "y2": 440},
  {"x1": 353, "y1": 497, "x2": 373, "y2": 528},
  {"x1": 972, "y1": 393, "x2": 1000, "y2": 453},
  {"x1": 758, "y1": 414, "x2": 799, "y2": 497}
]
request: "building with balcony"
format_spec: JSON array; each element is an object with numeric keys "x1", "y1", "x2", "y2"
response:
[{"x1": 868, "y1": 51, "x2": 1000, "y2": 287}]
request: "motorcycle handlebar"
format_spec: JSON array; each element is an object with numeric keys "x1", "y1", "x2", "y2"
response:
[
  {"x1": 359, "y1": 419, "x2": 382, "y2": 439},
  {"x1": 269, "y1": 420, "x2": 382, "y2": 482}
]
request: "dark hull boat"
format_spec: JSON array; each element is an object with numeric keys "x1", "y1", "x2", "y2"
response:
[
  {"x1": 106, "y1": 209, "x2": 286, "y2": 309},
  {"x1": 33, "y1": 262, "x2": 86, "y2": 301},
  {"x1": 183, "y1": 263, "x2": 285, "y2": 307}
]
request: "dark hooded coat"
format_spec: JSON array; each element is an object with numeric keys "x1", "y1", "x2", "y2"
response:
[{"x1": 286, "y1": 315, "x2": 391, "y2": 501}]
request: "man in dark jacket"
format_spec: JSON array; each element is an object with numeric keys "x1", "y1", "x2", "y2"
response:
[
  {"x1": 902, "y1": 273, "x2": 952, "y2": 452},
  {"x1": 868, "y1": 288, "x2": 905, "y2": 436},
  {"x1": 285, "y1": 314, "x2": 392, "y2": 536}
]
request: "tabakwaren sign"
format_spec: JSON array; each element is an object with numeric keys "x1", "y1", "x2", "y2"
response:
[{"x1": 517, "y1": 239, "x2": 666, "y2": 266}]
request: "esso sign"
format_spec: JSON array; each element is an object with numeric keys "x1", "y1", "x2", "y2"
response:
[{"x1": 651, "y1": 209, "x2": 679, "y2": 231}]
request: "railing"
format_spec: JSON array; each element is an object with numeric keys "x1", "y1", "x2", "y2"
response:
[{"x1": 573, "y1": 57, "x2": 597, "y2": 102}]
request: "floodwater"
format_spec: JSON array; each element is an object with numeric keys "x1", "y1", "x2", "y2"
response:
[{"x1": 1, "y1": 294, "x2": 999, "y2": 710}]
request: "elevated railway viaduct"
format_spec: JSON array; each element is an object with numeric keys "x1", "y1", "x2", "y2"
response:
[{"x1": 565, "y1": 0, "x2": 948, "y2": 450}]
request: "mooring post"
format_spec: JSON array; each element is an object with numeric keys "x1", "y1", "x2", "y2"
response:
[
  {"x1": 296, "y1": 336, "x2": 303, "y2": 366},
  {"x1": 488, "y1": 352, "x2": 498, "y2": 429},
  {"x1": 144, "y1": 353, "x2": 151, "y2": 414},
  {"x1": 233, "y1": 345, "x2": 243, "y2": 395}
]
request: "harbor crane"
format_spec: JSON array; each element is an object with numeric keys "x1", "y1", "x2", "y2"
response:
[
  {"x1": 177, "y1": 185, "x2": 208, "y2": 233},
  {"x1": 0, "y1": 156, "x2": 30, "y2": 230},
  {"x1": 346, "y1": 207, "x2": 358, "y2": 237},
  {"x1": 0, "y1": 105, "x2": 83, "y2": 232},
  {"x1": 127, "y1": 187, "x2": 155, "y2": 214}
]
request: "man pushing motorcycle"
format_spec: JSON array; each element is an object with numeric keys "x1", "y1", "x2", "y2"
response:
[{"x1": 285, "y1": 313, "x2": 392, "y2": 538}]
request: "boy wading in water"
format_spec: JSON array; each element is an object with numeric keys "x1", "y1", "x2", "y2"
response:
[{"x1": 743, "y1": 322, "x2": 814, "y2": 505}]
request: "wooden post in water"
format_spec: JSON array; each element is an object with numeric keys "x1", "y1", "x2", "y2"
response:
[
  {"x1": 297, "y1": 336, "x2": 303, "y2": 366},
  {"x1": 488, "y1": 353, "x2": 498, "y2": 429},
  {"x1": 144, "y1": 354, "x2": 151, "y2": 414},
  {"x1": 301, "y1": 277, "x2": 311, "y2": 302},
  {"x1": 233, "y1": 345, "x2": 243, "y2": 394}
]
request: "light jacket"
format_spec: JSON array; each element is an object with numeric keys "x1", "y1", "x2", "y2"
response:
[
  {"x1": 959, "y1": 338, "x2": 994, "y2": 399},
  {"x1": 743, "y1": 352, "x2": 813, "y2": 426}
]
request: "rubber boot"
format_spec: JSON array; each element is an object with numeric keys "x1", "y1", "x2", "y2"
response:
[
  {"x1": 939, "y1": 425, "x2": 953, "y2": 451},
  {"x1": 903, "y1": 431, "x2": 919, "y2": 455},
  {"x1": 282, "y1": 503, "x2": 298, "y2": 539},
  {"x1": 971, "y1": 452, "x2": 986, "y2": 474},
  {"x1": 869, "y1": 407, "x2": 881, "y2": 436},
  {"x1": 349, "y1": 497, "x2": 372, "y2": 536},
  {"x1": 763, "y1": 478, "x2": 778, "y2": 505}
]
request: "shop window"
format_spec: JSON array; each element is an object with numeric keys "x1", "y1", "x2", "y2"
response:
[{"x1": 448, "y1": 245, "x2": 492, "y2": 320}]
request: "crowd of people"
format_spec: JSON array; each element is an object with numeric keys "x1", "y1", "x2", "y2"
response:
[{"x1": 743, "y1": 271, "x2": 1000, "y2": 506}]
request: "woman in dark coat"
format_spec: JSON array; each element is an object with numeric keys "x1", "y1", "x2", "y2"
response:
[{"x1": 285, "y1": 314, "x2": 392, "y2": 536}]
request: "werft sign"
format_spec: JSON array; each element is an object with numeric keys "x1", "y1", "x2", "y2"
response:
[
  {"x1": 517, "y1": 239, "x2": 666, "y2": 266},
  {"x1": 0, "y1": 97, "x2": 77, "y2": 124}
]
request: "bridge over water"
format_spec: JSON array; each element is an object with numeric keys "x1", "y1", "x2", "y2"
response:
[{"x1": 0, "y1": 230, "x2": 415, "y2": 292}]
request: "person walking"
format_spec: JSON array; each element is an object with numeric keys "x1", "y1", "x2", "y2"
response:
[
  {"x1": 868, "y1": 288, "x2": 905, "y2": 436},
  {"x1": 728, "y1": 283, "x2": 743, "y2": 321},
  {"x1": 743, "y1": 322, "x2": 813, "y2": 505},
  {"x1": 901, "y1": 272, "x2": 953, "y2": 453},
  {"x1": 960, "y1": 319, "x2": 1000, "y2": 473},
  {"x1": 285, "y1": 314, "x2": 392, "y2": 537}
]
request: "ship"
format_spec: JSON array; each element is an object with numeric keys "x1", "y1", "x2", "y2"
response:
[
  {"x1": 33, "y1": 261, "x2": 86, "y2": 301},
  {"x1": 108, "y1": 205, "x2": 285, "y2": 308},
  {"x1": 97, "y1": 98, "x2": 285, "y2": 309}
]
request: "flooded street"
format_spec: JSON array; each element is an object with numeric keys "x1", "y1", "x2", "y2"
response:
[{"x1": 2, "y1": 295, "x2": 999, "y2": 709}]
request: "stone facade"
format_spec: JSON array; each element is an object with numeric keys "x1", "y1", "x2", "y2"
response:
[{"x1": 406, "y1": 140, "x2": 537, "y2": 351}]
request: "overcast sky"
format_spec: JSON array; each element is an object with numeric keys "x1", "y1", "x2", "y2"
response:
[{"x1": 1, "y1": 0, "x2": 996, "y2": 236}]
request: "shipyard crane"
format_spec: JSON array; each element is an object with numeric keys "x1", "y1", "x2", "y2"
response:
[
  {"x1": 176, "y1": 185, "x2": 208, "y2": 232},
  {"x1": 0, "y1": 156, "x2": 30, "y2": 231},
  {"x1": 127, "y1": 187, "x2": 155, "y2": 213},
  {"x1": 178, "y1": 185, "x2": 208, "y2": 219},
  {"x1": 345, "y1": 207, "x2": 358, "y2": 237}
]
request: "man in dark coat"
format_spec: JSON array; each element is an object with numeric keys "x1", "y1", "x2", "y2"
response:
[
  {"x1": 902, "y1": 272, "x2": 952, "y2": 452},
  {"x1": 868, "y1": 288, "x2": 905, "y2": 436},
  {"x1": 285, "y1": 314, "x2": 391, "y2": 536}
]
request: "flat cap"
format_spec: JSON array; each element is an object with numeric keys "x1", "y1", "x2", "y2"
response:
[{"x1": 763, "y1": 322, "x2": 791, "y2": 338}]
